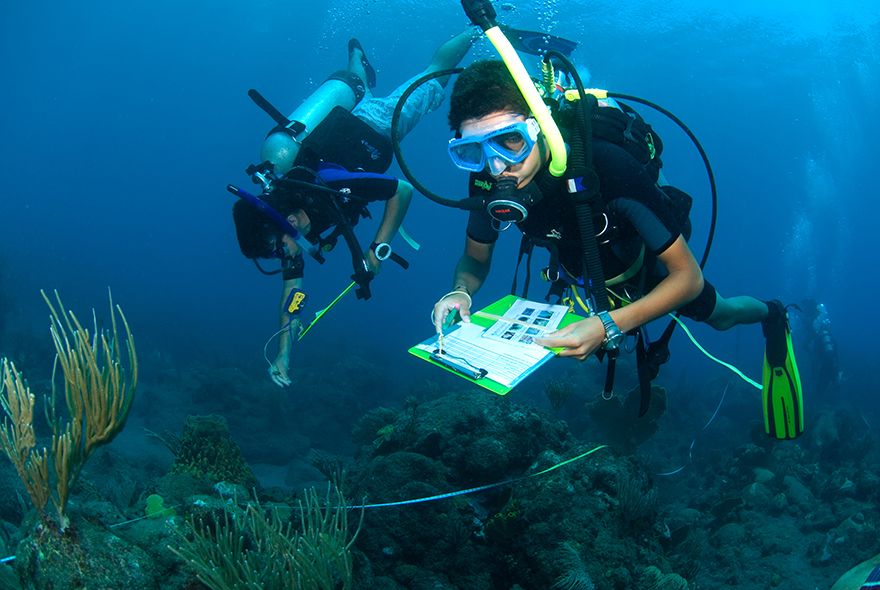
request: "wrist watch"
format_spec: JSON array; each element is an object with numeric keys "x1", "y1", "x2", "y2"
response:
[
  {"x1": 597, "y1": 311, "x2": 624, "y2": 350},
  {"x1": 370, "y1": 242, "x2": 392, "y2": 261}
]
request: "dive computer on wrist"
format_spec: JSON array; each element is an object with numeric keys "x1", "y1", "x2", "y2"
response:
[{"x1": 597, "y1": 311, "x2": 624, "y2": 350}]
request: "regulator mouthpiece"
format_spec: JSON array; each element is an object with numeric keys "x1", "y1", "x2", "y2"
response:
[{"x1": 486, "y1": 177, "x2": 527, "y2": 224}]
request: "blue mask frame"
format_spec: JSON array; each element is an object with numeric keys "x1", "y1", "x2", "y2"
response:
[{"x1": 448, "y1": 118, "x2": 540, "y2": 172}]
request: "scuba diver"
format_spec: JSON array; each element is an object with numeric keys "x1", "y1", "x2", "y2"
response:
[
  {"x1": 231, "y1": 30, "x2": 476, "y2": 387},
  {"x1": 413, "y1": 1, "x2": 803, "y2": 439},
  {"x1": 798, "y1": 299, "x2": 842, "y2": 397}
]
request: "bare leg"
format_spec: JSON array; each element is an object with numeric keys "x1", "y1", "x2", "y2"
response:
[
  {"x1": 424, "y1": 28, "x2": 479, "y2": 88},
  {"x1": 705, "y1": 294, "x2": 769, "y2": 331},
  {"x1": 348, "y1": 41, "x2": 374, "y2": 99}
]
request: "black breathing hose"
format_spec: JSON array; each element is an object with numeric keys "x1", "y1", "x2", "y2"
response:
[
  {"x1": 607, "y1": 92, "x2": 718, "y2": 269},
  {"x1": 390, "y1": 68, "x2": 479, "y2": 210}
]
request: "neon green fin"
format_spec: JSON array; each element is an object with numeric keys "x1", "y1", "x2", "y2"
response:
[{"x1": 761, "y1": 301, "x2": 804, "y2": 439}]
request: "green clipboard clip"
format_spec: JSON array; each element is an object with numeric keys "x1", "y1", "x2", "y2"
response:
[{"x1": 429, "y1": 349, "x2": 488, "y2": 381}]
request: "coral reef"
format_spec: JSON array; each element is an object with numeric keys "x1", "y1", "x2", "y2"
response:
[
  {"x1": 13, "y1": 516, "x2": 159, "y2": 588},
  {"x1": 0, "y1": 348, "x2": 873, "y2": 590},
  {"x1": 167, "y1": 414, "x2": 258, "y2": 490},
  {"x1": 346, "y1": 391, "x2": 686, "y2": 589}
]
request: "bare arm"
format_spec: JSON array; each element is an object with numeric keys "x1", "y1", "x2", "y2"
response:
[
  {"x1": 367, "y1": 180, "x2": 413, "y2": 271},
  {"x1": 433, "y1": 237, "x2": 495, "y2": 331},
  {"x1": 536, "y1": 236, "x2": 703, "y2": 359},
  {"x1": 269, "y1": 276, "x2": 303, "y2": 386},
  {"x1": 451, "y1": 236, "x2": 494, "y2": 296},
  {"x1": 611, "y1": 236, "x2": 703, "y2": 332}
]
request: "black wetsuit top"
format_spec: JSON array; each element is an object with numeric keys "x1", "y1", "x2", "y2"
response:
[
  {"x1": 279, "y1": 163, "x2": 398, "y2": 281},
  {"x1": 468, "y1": 140, "x2": 682, "y2": 270},
  {"x1": 466, "y1": 138, "x2": 717, "y2": 320}
]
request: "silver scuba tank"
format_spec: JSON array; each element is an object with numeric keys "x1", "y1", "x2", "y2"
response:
[{"x1": 260, "y1": 70, "x2": 366, "y2": 175}]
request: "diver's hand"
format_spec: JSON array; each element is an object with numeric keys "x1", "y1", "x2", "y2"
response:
[
  {"x1": 432, "y1": 290, "x2": 473, "y2": 334},
  {"x1": 366, "y1": 251, "x2": 381, "y2": 275},
  {"x1": 269, "y1": 354, "x2": 292, "y2": 387},
  {"x1": 535, "y1": 316, "x2": 605, "y2": 360}
]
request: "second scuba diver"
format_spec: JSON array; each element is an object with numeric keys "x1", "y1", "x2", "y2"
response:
[
  {"x1": 232, "y1": 30, "x2": 476, "y2": 387},
  {"x1": 798, "y1": 299, "x2": 842, "y2": 398}
]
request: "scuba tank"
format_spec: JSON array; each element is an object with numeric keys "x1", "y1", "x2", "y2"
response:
[{"x1": 258, "y1": 71, "x2": 367, "y2": 175}]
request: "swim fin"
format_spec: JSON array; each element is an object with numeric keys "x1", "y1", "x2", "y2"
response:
[
  {"x1": 761, "y1": 300, "x2": 804, "y2": 439},
  {"x1": 500, "y1": 25, "x2": 578, "y2": 57}
]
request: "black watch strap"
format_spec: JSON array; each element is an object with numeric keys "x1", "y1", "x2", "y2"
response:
[{"x1": 370, "y1": 242, "x2": 409, "y2": 270}]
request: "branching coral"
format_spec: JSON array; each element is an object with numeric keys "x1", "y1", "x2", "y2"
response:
[
  {"x1": 172, "y1": 485, "x2": 363, "y2": 590},
  {"x1": 0, "y1": 290, "x2": 137, "y2": 530}
]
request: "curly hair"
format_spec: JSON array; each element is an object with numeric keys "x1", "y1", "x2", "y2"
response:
[{"x1": 448, "y1": 60, "x2": 530, "y2": 132}]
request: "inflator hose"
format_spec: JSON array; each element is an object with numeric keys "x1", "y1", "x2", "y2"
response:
[
  {"x1": 545, "y1": 50, "x2": 610, "y2": 313},
  {"x1": 607, "y1": 92, "x2": 717, "y2": 269}
]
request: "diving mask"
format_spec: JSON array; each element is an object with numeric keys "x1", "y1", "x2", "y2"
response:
[{"x1": 448, "y1": 117, "x2": 540, "y2": 173}]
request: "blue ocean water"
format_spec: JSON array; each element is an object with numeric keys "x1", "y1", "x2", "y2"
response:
[
  {"x1": 2, "y1": 0, "x2": 876, "y2": 375},
  {"x1": 0, "y1": 1, "x2": 878, "y2": 587}
]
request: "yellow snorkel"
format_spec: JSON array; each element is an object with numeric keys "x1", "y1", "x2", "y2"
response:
[{"x1": 464, "y1": 1, "x2": 567, "y2": 177}]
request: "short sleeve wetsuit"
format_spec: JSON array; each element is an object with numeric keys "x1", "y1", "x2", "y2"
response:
[
  {"x1": 280, "y1": 162, "x2": 399, "y2": 281},
  {"x1": 465, "y1": 139, "x2": 717, "y2": 321}
]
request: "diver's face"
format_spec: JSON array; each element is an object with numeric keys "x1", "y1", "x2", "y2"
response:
[
  {"x1": 458, "y1": 111, "x2": 546, "y2": 188},
  {"x1": 287, "y1": 210, "x2": 311, "y2": 235},
  {"x1": 280, "y1": 210, "x2": 311, "y2": 254}
]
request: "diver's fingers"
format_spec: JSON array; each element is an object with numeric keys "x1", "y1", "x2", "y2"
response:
[
  {"x1": 433, "y1": 295, "x2": 468, "y2": 333},
  {"x1": 554, "y1": 345, "x2": 591, "y2": 360},
  {"x1": 535, "y1": 336, "x2": 591, "y2": 360},
  {"x1": 432, "y1": 301, "x2": 451, "y2": 333},
  {"x1": 534, "y1": 332, "x2": 581, "y2": 350},
  {"x1": 535, "y1": 325, "x2": 591, "y2": 359},
  {"x1": 458, "y1": 301, "x2": 472, "y2": 323},
  {"x1": 269, "y1": 367, "x2": 292, "y2": 387},
  {"x1": 533, "y1": 322, "x2": 575, "y2": 345}
]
